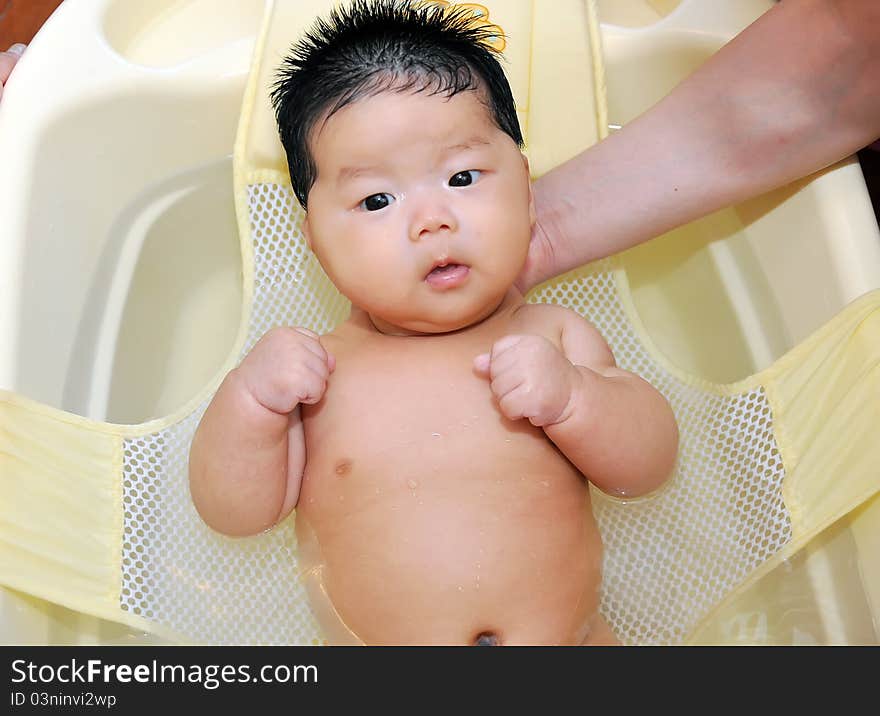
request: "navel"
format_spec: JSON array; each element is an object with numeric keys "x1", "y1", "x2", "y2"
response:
[
  {"x1": 472, "y1": 631, "x2": 501, "y2": 646},
  {"x1": 334, "y1": 459, "x2": 353, "y2": 477}
]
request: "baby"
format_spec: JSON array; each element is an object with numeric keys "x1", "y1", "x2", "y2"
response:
[{"x1": 189, "y1": 0, "x2": 678, "y2": 646}]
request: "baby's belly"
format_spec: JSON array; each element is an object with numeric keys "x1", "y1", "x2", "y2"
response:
[{"x1": 296, "y1": 430, "x2": 602, "y2": 646}]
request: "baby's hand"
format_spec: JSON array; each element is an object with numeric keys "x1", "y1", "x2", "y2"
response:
[
  {"x1": 236, "y1": 327, "x2": 335, "y2": 415},
  {"x1": 474, "y1": 335, "x2": 578, "y2": 427}
]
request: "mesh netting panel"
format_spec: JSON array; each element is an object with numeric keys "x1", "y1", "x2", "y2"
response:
[
  {"x1": 119, "y1": 184, "x2": 347, "y2": 644},
  {"x1": 121, "y1": 182, "x2": 791, "y2": 645},
  {"x1": 529, "y1": 269, "x2": 791, "y2": 645}
]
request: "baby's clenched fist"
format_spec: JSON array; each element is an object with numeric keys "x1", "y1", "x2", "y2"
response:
[
  {"x1": 474, "y1": 334, "x2": 578, "y2": 427},
  {"x1": 236, "y1": 327, "x2": 335, "y2": 415}
]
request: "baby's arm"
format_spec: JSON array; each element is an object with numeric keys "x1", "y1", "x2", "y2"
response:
[
  {"x1": 475, "y1": 308, "x2": 678, "y2": 498},
  {"x1": 188, "y1": 327, "x2": 334, "y2": 536}
]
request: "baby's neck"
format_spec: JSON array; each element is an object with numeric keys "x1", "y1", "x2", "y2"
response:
[{"x1": 355, "y1": 288, "x2": 525, "y2": 338}]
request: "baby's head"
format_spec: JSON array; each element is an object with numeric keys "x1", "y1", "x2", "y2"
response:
[{"x1": 272, "y1": 0, "x2": 535, "y2": 335}]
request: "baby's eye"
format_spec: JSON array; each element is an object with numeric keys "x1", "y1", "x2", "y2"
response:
[
  {"x1": 360, "y1": 193, "x2": 394, "y2": 211},
  {"x1": 448, "y1": 170, "x2": 481, "y2": 187}
]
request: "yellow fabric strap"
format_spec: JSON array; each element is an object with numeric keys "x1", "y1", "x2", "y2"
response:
[
  {"x1": 771, "y1": 290, "x2": 880, "y2": 546},
  {"x1": 1, "y1": 394, "x2": 121, "y2": 626},
  {"x1": 688, "y1": 290, "x2": 880, "y2": 639},
  {"x1": 0, "y1": 391, "x2": 188, "y2": 639}
]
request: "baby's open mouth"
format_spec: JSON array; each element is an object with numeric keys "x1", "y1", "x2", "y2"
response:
[{"x1": 425, "y1": 262, "x2": 470, "y2": 289}]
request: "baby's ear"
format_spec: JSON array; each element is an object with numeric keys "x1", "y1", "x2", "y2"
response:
[{"x1": 521, "y1": 154, "x2": 536, "y2": 227}]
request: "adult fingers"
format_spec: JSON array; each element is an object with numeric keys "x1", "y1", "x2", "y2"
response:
[
  {"x1": 0, "y1": 44, "x2": 25, "y2": 83},
  {"x1": 0, "y1": 55, "x2": 14, "y2": 101}
]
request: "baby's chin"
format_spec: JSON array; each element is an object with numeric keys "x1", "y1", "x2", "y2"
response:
[
  {"x1": 369, "y1": 314, "x2": 479, "y2": 337},
  {"x1": 369, "y1": 302, "x2": 507, "y2": 336}
]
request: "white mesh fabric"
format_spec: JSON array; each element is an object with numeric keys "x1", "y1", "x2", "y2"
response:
[
  {"x1": 528, "y1": 269, "x2": 790, "y2": 644},
  {"x1": 120, "y1": 182, "x2": 791, "y2": 645},
  {"x1": 119, "y1": 184, "x2": 347, "y2": 645},
  {"x1": 120, "y1": 406, "x2": 322, "y2": 645},
  {"x1": 244, "y1": 183, "x2": 351, "y2": 347}
]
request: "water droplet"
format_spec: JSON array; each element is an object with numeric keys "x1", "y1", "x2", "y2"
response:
[
  {"x1": 431, "y1": 432, "x2": 441, "y2": 438},
  {"x1": 308, "y1": 497, "x2": 314, "y2": 504},
  {"x1": 541, "y1": 481, "x2": 550, "y2": 488},
  {"x1": 407, "y1": 479, "x2": 418, "y2": 490},
  {"x1": 457, "y1": 586, "x2": 464, "y2": 592},
  {"x1": 338, "y1": 495, "x2": 345, "y2": 502}
]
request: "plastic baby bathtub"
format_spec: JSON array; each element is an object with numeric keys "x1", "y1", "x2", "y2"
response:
[{"x1": 1, "y1": 0, "x2": 879, "y2": 645}]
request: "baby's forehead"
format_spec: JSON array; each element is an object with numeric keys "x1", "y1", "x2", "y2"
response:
[{"x1": 311, "y1": 83, "x2": 495, "y2": 145}]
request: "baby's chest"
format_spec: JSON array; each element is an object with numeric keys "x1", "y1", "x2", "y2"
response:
[
  {"x1": 300, "y1": 311, "x2": 571, "y2": 484},
  {"x1": 307, "y1": 342, "x2": 503, "y2": 456},
  {"x1": 298, "y1": 319, "x2": 586, "y2": 529}
]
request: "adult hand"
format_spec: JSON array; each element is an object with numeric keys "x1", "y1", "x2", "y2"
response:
[{"x1": 0, "y1": 43, "x2": 26, "y2": 103}]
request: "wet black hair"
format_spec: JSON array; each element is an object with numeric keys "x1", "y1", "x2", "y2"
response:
[{"x1": 271, "y1": 0, "x2": 523, "y2": 209}]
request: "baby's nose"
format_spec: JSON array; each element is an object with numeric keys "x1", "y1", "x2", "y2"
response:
[{"x1": 409, "y1": 201, "x2": 457, "y2": 242}]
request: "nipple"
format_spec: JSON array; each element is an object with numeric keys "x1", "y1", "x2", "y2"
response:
[{"x1": 472, "y1": 632, "x2": 500, "y2": 647}]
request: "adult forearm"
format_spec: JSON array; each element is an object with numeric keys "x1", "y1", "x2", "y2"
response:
[{"x1": 527, "y1": 0, "x2": 880, "y2": 287}]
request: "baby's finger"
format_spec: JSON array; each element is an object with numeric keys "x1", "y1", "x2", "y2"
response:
[
  {"x1": 296, "y1": 350, "x2": 333, "y2": 383},
  {"x1": 293, "y1": 327, "x2": 320, "y2": 340},
  {"x1": 296, "y1": 374, "x2": 328, "y2": 405},
  {"x1": 293, "y1": 327, "x2": 324, "y2": 359},
  {"x1": 490, "y1": 371, "x2": 525, "y2": 402},
  {"x1": 295, "y1": 359, "x2": 334, "y2": 403},
  {"x1": 292, "y1": 327, "x2": 333, "y2": 368},
  {"x1": 473, "y1": 353, "x2": 491, "y2": 376},
  {"x1": 489, "y1": 334, "x2": 525, "y2": 360},
  {"x1": 483, "y1": 343, "x2": 521, "y2": 378},
  {"x1": 497, "y1": 391, "x2": 526, "y2": 422}
]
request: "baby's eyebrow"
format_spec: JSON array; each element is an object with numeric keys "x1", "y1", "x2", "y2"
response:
[
  {"x1": 444, "y1": 137, "x2": 491, "y2": 153},
  {"x1": 335, "y1": 137, "x2": 492, "y2": 184},
  {"x1": 336, "y1": 165, "x2": 380, "y2": 184}
]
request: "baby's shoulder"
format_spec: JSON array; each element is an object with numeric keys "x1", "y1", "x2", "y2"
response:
[
  {"x1": 513, "y1": 302, "x2": 614, "y2": 366},
  {"x1": 511, "y1": 301, "x2": 594, "y2": 332}
]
